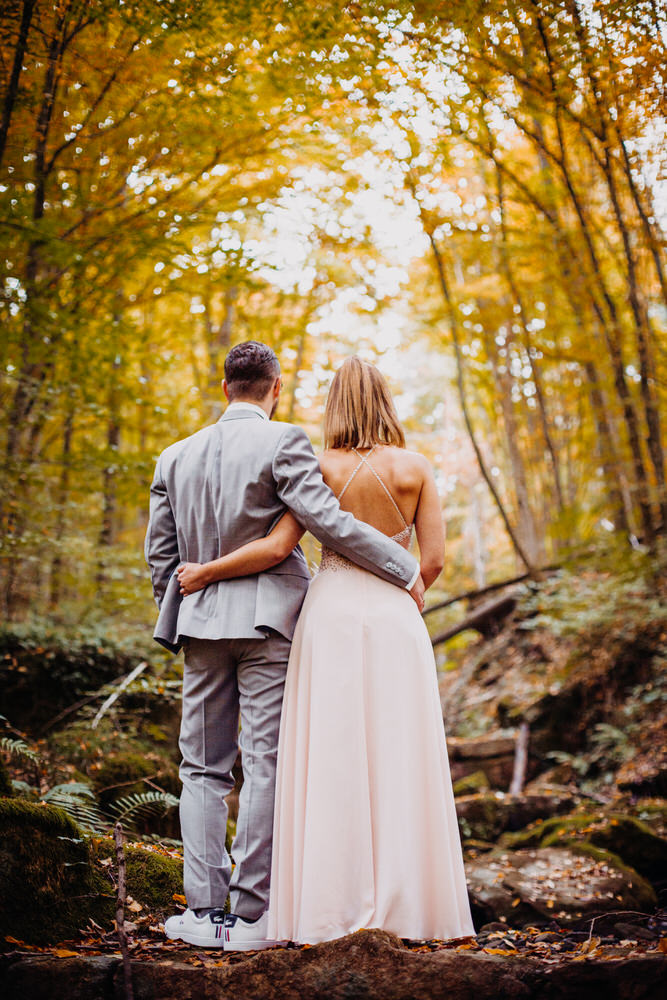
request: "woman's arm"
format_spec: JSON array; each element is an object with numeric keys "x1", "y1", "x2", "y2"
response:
[
  {"x1": 413, "y1": 459, "x2": 445, "y2": 590},
  {"x1": 177, "y1": 512, "x2": 305, "y2": 595}
]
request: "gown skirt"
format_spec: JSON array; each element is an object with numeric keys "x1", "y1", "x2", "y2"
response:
[{"x1": 266, "y1": 554, "x2": 475, "y2": 944}]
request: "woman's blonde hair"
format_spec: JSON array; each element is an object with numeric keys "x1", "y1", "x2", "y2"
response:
[{"x1": 323, "y1": 356, "x2": 405, "y2": 450}]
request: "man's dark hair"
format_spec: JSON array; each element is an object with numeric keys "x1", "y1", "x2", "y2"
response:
[{"x1": 224, "y1": 341, "x2": 280, "y2": 401}]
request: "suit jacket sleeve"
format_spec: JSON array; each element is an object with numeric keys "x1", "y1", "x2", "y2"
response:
[
  {"x1": 272, "y1": 425, "x2": 418, "y2": 588},
  {"x1": 144, "y1": 454, "x2": 180, "y2": 607}
]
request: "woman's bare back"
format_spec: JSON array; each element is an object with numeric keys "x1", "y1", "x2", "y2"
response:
[
  {"x1": 319, "y1": 446, "x2": 427, "y2": 539},
  {"x1": 319, "y1": 445, "x2": 444, "y2": 588}
]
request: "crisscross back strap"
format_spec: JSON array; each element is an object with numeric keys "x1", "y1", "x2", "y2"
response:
[
  {"x1": 338, "y1": 445, "x2": 408, "y2": 530},
  {"x1": 337, "y1": 444, "x2": 378, "y2": 503}
]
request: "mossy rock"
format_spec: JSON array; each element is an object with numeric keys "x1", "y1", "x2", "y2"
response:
[
  {"x1": 94, "y1": 839, "x2": 184, "y2": 920},
  {"x1": 500, "y1": 809, "x2": 667, "y2": 884},
  {"x1": 467, "y1": 844, "x2": 656, "y2": 927},
  {"x1": 453, "y1": 770, "x2": 490, "y2": 797},
  {"x1": 48, "y1": 718, "x2": 181, "y2": 793},
  {"x1": 456, "y1": 791, "x2": 579, "y2": 843},
  {"x1": 0, "y1": 799, "x2": 114, "y2": 947},
  {"x1": 0, "y1": 756, "x2": 13, "y2": 797},
  {"x1": 91, "y1": 753, "x2": 159, "y2": 807}
]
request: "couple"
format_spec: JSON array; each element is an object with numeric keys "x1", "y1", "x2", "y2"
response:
[{"x1": 145, "y1": 341, "x2": 473, "y2": 950}]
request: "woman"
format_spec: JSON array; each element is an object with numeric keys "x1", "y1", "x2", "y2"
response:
[{"x1": 177, "y1": 357, "x2": 474, "y2": 944}]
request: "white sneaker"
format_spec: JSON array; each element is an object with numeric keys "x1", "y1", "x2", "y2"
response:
[
  {"x1": 222, "y1": 910, "x2": 286, "y2": 951},
  {"x1": 164, "y1": 908, "x2": 226, "y2": 947}
]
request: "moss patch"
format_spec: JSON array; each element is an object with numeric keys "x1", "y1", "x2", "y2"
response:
[
  {"x1": 94, "y1": 839, "x2": 184, "y2": 920},
  {"x1": 92, "y1": 753, "x2": 158, "y2": 807},
  {"x1": 453, "y1": 770, "x2": 490, "y2": 797},
  {"x1": 0, "y1": 799, "x2": 114, "y2": 947},
  {"x1": 500, "y1": 809, "x2": 667, "y2": 884}
]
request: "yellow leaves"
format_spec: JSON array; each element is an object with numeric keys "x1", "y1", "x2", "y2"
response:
[
  {"x1": 482, "y1": 947, "x2": 516, "y2": 956},
  {"x1": 572, "y1": 936, "x2": 602, "y2": 961},
  {"x1": 172, "y1": 893, "x2": 187, "y2": 905},
  {"x1": 52, "y1": 949, "x2": 79, "y2": 958}
]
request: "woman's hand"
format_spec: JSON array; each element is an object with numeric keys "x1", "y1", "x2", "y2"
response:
[{"x1": 177, "y1": 562, "x2": 209, "y2": 595}]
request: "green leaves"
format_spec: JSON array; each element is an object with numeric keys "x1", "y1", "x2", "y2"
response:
[{"x1": 0, "y1": 737, "x2": 39, "y2": 765}]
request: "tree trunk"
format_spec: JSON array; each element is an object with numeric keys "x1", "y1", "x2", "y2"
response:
[
  {"x1": 583, "y1": 359, "x2": 634, "y2": 537},
  {"x1": 409, "y1": 184, "x2": 535, "y2": 571},
  {"x1": 49, "y1": 406, "x2": 74, "y2": 611},
  {"x1": 493, "y1": 158, "x2": 564, "y2": 515},
  {"x1": 482, "y1": 311, "x2": 542, "y2": 566},
  {"x1": 97, "y1": 354, "x2": 121, "y2": 583},
  {"x1": 569, "y1": 0, "x2": 666, "y2": 532},
  {"x1": 0, "y1": 0, "x2": 37, "y2": 168}
]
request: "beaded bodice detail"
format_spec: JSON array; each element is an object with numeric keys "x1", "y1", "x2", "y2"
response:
[{"x1": 320, "y1": 446, "x2": 413, "y2": 573}]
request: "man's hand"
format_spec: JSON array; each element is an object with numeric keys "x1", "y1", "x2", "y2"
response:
[{"x1": 408, "y1": 573, "x2": 425, "y2": 613}]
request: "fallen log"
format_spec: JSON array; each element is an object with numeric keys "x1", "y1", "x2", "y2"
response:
[
  {"x1": 423, "y1": 565, "x2": 559, "y2": 617},
  {"x1": 430, "y1": 592, "x2": 518, "y2": 647}
]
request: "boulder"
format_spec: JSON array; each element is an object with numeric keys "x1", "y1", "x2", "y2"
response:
[
  {"x1": 0, "y1": 799, "x2": 185, "y2": 946},
  {"x1": 466, "y1": 846, "x2": 656, "y2": 927},
  {"x1": 0, "y1": 799, "x2": 114, "y2": 945},
  {"x1": 2, "y1": 929, "x2": 666, "y2": 1000},
  {"x1": 499, "y1": 810, "x2": 667, "y2": 885},
  {"x1": 93, "y1": 839, "x2": 184, "y2": 922},
  {"x1": 456, "y1": 791, "x2": 580, "y2": 843}
]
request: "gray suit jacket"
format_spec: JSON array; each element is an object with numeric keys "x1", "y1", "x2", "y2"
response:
[{"x1": 145, "y1": 408, "x2": 418, "y2": 652}]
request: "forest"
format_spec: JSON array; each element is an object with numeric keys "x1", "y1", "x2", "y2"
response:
[{"x1": 0, "y1": 2, "x2": 665, "y2": 997}]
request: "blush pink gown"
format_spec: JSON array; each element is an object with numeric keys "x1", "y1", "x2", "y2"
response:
[{"x1": 267, "y1": 459, "x2": 474, "y2": 945}]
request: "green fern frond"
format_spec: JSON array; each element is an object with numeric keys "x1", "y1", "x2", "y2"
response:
[
  {"x1": 107, "y1": 790, "x2": 179, "y2": 827},
  {"x1": 0, "y1": 737, "x2": 39, "y2": 764},
  {"x1": 43, "y1": 783, "x2": 106, "y2": 833}
]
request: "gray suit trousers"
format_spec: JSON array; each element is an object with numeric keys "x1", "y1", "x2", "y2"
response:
[{"x1": 178, "y1": 632, "x2": 291, "y2": 917}]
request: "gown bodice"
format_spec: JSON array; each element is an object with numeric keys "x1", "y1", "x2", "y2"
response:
[{"x1": 320, "y1": 445, "x2": 413, "y2": 573}]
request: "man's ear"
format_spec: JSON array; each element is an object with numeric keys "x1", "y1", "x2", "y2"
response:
[
  {"x1": 272, "y1": 375, "x2": 282, "y2": 398},
  {"x1": 222, "y1": 379, "x2": 230, "y2": 401}
]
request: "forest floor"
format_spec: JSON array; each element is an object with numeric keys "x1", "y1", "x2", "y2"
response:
[{"x1": 1, "y1": 552, "x2": 666, "y2": 997}]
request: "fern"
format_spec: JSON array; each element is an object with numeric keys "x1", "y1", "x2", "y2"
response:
[
  {"x1": 107, "y1": 790, "x2": 179, "y2": 829},
  {"x1": 43, "y1": 782, "x2": 106, "y2": 833},
  {"x1": 1, "y1": 736, "x2": 39, "y2": 764}
]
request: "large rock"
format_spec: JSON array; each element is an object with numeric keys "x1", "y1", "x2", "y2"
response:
[
  {"x1": 94, "y1": 839, "x2": 184, "y2": 922},
  {"x1": 0, "y1": 799, "x2": 113, "y2": 945},
  {"x1": 0, "y1": 799, "x2": 184, "y2": 945},
  {"x1": 456, "y1": 791, "x2": 579, "y2": 843},
  {"x1": 499, "y1": 809, "x2": 667, "y2": 885},
  {"x1": 466, "y1": 846, "x2": 657, "y2": 927},
  {"x1": 2, "y1": 930, "x2": 666, "y2": 1000}
]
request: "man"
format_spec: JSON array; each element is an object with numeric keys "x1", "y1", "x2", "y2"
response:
[{"x1": 145, "y1": 341, "x2": 423, "y2": 951}]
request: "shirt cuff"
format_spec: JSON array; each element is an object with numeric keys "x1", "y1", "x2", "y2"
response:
[{"x1": 405, "y1": 563, "x2": 420, "y2": 590}]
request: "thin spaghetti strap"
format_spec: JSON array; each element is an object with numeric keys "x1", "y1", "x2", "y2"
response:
[
  {"x1": 337, "y1": 444, "x2": 378, "y2": 502},
  {"x1": 350, "y1": 447, "x2": 408, "y2": 529}
]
